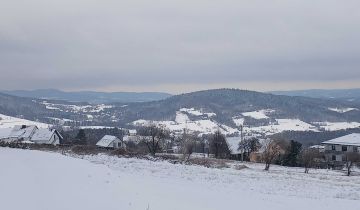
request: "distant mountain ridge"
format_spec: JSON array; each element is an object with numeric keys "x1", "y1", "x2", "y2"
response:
[
  {"x1": 1, "y1": 89, "x2": 172, "y2": 103},
  {"x1": 270, "y1": 88, "x2": 360, "y2": 102},
  {"x1": 115, "y1": 89, "x2": 360, "y2": 125}
]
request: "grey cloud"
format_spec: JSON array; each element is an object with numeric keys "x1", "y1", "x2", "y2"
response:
[{"x1": 0, "y1": 0, "x2": 360, "y2": 92}]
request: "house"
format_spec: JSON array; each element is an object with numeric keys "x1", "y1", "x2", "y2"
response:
[
  {"x1": 225, "y1": 135, "x2": 262, "y2": 160},
  {"x1": 0, "y1": 125, "x2": 63, "y2": 145},
  {"x1": 1, "y1": 125, "x2": 38, "y2": 142},
  {"x1": 225, "y1": 136, "x2": 244, "y2": 160},
  {"x1": 322, "y1": 133, "x2": 360, "y2": 166},
  {"x1": 31, "y1": 128, "x2": 63, "y2": 145},
  {"x1": 96, "y1": 135, "x2": 124, "y2": 149},
  {"x1": 128, "y1": 129, "x2": 137, "y2": 136}
]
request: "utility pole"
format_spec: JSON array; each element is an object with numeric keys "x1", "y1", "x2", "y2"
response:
[{"x1": 240, "y1": 125, "x2": 244, "y2": 162}]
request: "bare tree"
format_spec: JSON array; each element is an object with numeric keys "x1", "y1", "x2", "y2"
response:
[
  {"x1": 209, "y1": 130, "x2": 229, "y2": 159},
  {"x1": 300, "y1": 148, "x2": 321, "y2": 173},
  {"x1": 344, "y1": 152, "x2": 360, "y2": 176},
  {"x1": 238, "y1": 137, "x2": 260, "y2": 161},
  {"x1": 180, "y1": 129, "x2": 197, "y2": 162},
  {"x1": 138, "y1": 124, "x2": 169, "y2": 156},
  {"x1": 262, "y1": 139, "x2": 287, "y2": 171}
]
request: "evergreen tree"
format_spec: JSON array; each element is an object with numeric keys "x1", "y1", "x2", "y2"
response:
[
  {"x1": 209, "y1": 130, "x2": 229, "y2": 159},
  {"x1": 75, "y1": 129, "x2": 87, "y2": 145},
  {"x1": 283, "y1": 140, "x2": 302, "y2": 167}
]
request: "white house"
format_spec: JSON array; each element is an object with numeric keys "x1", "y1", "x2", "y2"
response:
[
  {"x1": 322, "y1": 133, "x2": 360, "y2": 163},
  {"x1": 31, "y1": 128, "x2": 63, "y2": 145},
  {"x1": 96, "y1": 135, "x2": 123, "y2": 149}
]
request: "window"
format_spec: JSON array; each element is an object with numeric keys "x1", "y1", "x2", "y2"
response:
[
  {"x1": 332, "y1": 155, "x2": 336, "y2": 161},
  {"x1": 354, "y1": 147, "x2": 358, "y2": 152},
  {"x1": 342, "y1": 146, "x2": 347, "y2": 152},
  {"x1": 331, "y1": 145, "x2": 336, "y2": 151}
]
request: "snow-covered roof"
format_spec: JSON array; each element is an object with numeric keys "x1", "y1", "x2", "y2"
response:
[
  {"x1": 310, "y1": 145, "x2": 325, "y2": 149},
  {"x1": 96, "y1": 135, "x2": 120, "y2": 147},
  {"x1": 129, "y1": 129, "x2": 137, "y2": 135},
  {"x1": 322, "y1": 133, "x2": 360, "y2": 147},
  {"x1": 31, "y1": 129, "x2": 62, "y2": 142},
  {"x1": 225, "y1": 136, "x2": 244, "y2": 155},
  {"x1": 9, "y1": 125, "x2": 37, "y2": 139}
]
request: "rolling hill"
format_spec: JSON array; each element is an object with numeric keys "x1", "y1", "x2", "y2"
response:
[{"x1": 1, "y1": 89, "x2": 360, "y2": 136}]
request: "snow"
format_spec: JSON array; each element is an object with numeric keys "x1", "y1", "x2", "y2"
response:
[
  {"x1": 175, "y1": 111, "x2": 190, "y2": 123},
  {"x1": 242, "y1": 109, "x2": 274, "y2": 119},
  {"x1": 96, "y1": 135, "x2": 120, "y2": 147},
  {"x1": 328, "y1": 107, "x2": 358, "y2": 113},
  {"x1": 0, "y1": 128, "x2": 12, "y2": 139},
  {"x1": 310, "y1": 145, "x2": 326, "y2": 149},
  {"x1": 79, "y1": 126, "x2": 115, "y2": 129},
  {"x1": 322, "y1": 133, "x2": 360, "y2": 147},
  {"x1": 246, "y1": 119, "x2": 318, "y2": 135},
  {"x1": 47, "y1": 117, "x2": 74, "y2": 122},
  {"x1": 31, "y1": 129, "x2": 56, "y2": 142},
  {"x1": 41, "y1": 101, "x2": 113, "y2": 113},
  {"x1": 0, "y1": 114, "x2": 50, "y2": 129},
  {"x1": 0, "y1": 148, "x2": 359, "y2": 210},
  {"x1": 180, "y1": 108, "x2": 216, "y2": 117},
  {"x1": 232, "y1": 117, "x2": 244, "y2": 126},
  {"x1": 313, "y1": 122, "x2": 360, "y2": 131},
  {"x1": 225, "y1": 136, "x2": 243, "y2": 154},
  {"x1": 133, "y1": 110, "x2": 237, "y2": 135}
]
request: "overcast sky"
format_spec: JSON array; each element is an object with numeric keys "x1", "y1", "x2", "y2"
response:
[{"x1": 1, "y1": 0, "x2": 360, "y2": 93}]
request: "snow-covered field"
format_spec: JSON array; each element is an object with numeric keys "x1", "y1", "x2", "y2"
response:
[
  {"x1": 242, "y1": 109, "x2": 274, "y2": 119},
  {"x1": 41, "y1": 101, "x2": 113, "y2": 113},
  {"x1": 1, "y1": 148, "x2": 359, "y2": 210},
  {"x1": 0, "y1": 114, "x2": 49, "y2": 129},
  {"x1": 133, "y1": 107, "x2": 360, "y2": 136}
]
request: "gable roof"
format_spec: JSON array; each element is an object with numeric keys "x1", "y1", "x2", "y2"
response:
[
  {"x1": 31, "y1": 129, "x2": 62, "y2": 142},
  {"x1": 96, "y1": 135, "x2": 120, "y2": 147},
  {"x1": 225, "y1": 136, "x2": 243, "y2": 155},
  {"x1": 322, "y1": 133, "x2": 360, "y2": 147},
  {"x1": 9, "y1": 125, "x2": 38, "y2": 139}
]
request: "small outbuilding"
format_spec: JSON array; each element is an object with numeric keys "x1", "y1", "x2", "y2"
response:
[{"x1": 96, "y1": 135, "x2": 123, "y2": 149}]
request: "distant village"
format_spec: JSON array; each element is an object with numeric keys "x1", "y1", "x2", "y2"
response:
[{"x1": 0, "y1": 124, "x2": 359, "y2": 176}]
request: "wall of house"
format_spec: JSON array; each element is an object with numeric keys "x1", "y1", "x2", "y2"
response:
[
  {"x1": 324, "y1": 144, "x2": 360, "y2": 165},
  {"x1": 50, "y1": 133, "x2": 60, "y2": 145},
  {"x1": 325, "y1": 144, "x2": 359, "y2": 153}
]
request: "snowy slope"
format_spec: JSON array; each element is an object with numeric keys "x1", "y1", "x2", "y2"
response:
[
  {"x1": 1, "y1": 148, "x2": 359, "y2": 210},
  {"x1": 242, "y1": 109, "x2": 274, "y2": 119},
  {"x1": 133, "y1": 110, "x2": 239, "y2": 135},
  {"x1": 0, "y1": 114, "x2": 50, "y2": 128},
  {"x1": 133, "y1": 110, "x2": 360, "y2": 136}
]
